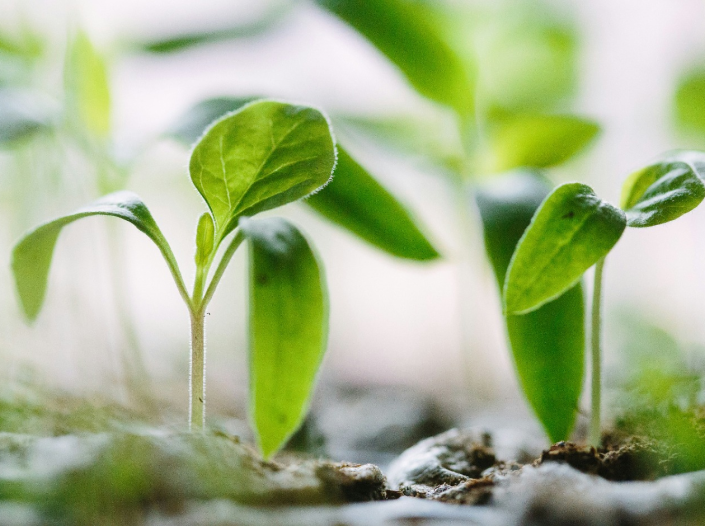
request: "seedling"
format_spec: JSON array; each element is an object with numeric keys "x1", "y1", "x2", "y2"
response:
[
  {"x1": 503, "y1": 151, "x2": 705, "y2": 445},
  {"x1": 12, "y1": 100, "x2": 337, "y2": 458}
]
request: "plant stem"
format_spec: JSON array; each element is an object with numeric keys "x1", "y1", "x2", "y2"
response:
[
  {"x1": 189, "y1": 309, "x2": 206, "y2": 431},
  {"x1": 200, "y1": 230, "x2": 245, "y2": 310},
  {"x1": 589, "y1": 257, "x2": 605, "y2": 447}
]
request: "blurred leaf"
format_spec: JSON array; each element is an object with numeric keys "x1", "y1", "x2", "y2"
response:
[
  {"x1": 65, "y1": 31, "x2": 111, "y2": 137},
  {"x1": 306, "y1": 147, "x2": 439, "y2": 260},
  {"x1": 0, "y1": 89, "x2": 51, "y2": 145},
  {"x1": 620, "y1": 150, "x2": 705, "y2": 227},
  {"x1": 0, "y1": 25, "x2": 43, "y2": 59},
  {"x1": 12, "y1": 191, "x2": 181, "y2": 321},
  {"x1": 333, "y1": 113, "x2": 464, "y2": 173},
  {"x1": 479, "y1": 16, "x2": 577, "y2": 115},
  {"x1": 480, "y1": 114, "x2": 599, "y2": 173},
  {"x1": 168, "y1": 96, "x2": 260, "y2": 144},
  {"x1": 674, "y1": 69, "x2": 705, "y2": 134},
  {"x1": 476, "y1": 170, "x2": 584, "y2": 442},
  {"x1": 189, "y1": 100, "x2": 336, "y2": 239},
  {"x1": 241, "y1": 217, "x2": 328, "y2": 459},
  {"x1": 504, "y1": 183, "x2": 626, "y2": 314},
  {"x1": 316, "y1": 0, "x2": 474, "y2": 117},
  {"x1": 137, "y1": 3, "x2": 293, "y2": 53}
]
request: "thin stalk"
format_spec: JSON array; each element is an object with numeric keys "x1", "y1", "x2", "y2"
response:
[
  {"x1": 189, "y1": 308, "x2": 206, "y2": 431},
  {"x1": 589, "y1": 257, "x2": 605, "y2": 447},
  {"x1": 187, "y1": 229, "x2": 245, "y2": 430},
  {"x1": 200, "y1": 230, "x2": 245, "y2": 310}
]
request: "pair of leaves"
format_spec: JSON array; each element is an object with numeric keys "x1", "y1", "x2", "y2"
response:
[
  {"x1": 13, "y1": 100, "x2": 335, "y2": 459},
  {"x1": 476, "y1": 171, "x2": 584, "y2": 442},
  {"x1": 504, "y1": 151, "x2": 705, "y2": 316},
  {"x1": 170, "y1": 96, "x2": 439, "y2": 261}
]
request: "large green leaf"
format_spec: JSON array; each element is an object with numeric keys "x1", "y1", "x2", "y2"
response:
[
  {"x1": 241, "y1": 217, "x2": 328, "y2": 459},
  {"x1": 674, "y1": 69, "x2": 705, "y2": 134},
  {"x1": 189, "y1": 100, "x2": 336, "y2": 239},
  {"x1": 306, "y1": 147, "x2": 439, "y2": 260},
  {"x1": 12, "y1": 191, "x2": 183, "y2": 321},
  {"x1": 316, "y1": 0, "x2": 473, "y2": 117},
  {"x1": 476, "y1": 171, "x2": 584, "y2": 442},
  {"x1": 64, "y1": 31, "x2": 111, "y2": 137},
  {"x1": 620, "y1": 151, "x2": 705, "y2": 228},
  {"x1": 167, "y1": 96, "x2": 260, "y2": 145},
  {"x1": 504, "y1": 183, "x2": 626, "y2": 315},
  {"x1": 480, "y1": 114, "x2": 599, "y2": 173}
]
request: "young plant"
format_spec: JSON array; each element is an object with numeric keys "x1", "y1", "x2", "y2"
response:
[
  {"x1": 11, "y1": 100, "x2": 337, "y2": 458},
  {"x1": 503, "y1": 151, "x2": 705, "y2": 445}
]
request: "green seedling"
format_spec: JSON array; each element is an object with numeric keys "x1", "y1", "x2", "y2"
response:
[
  {"x1": 12, "y1": 100, "x2": 337, "y2": 458},
  {"x1": 314, "y1": 0, "x2": 597, "y2": 439},
  {"x1": 503, "y1": 150, "x2": 705, "y2": 445}
]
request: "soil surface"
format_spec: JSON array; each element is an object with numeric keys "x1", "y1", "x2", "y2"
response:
[{"x1": 387, "y1": 426, "x2": 705, "y2": 511}]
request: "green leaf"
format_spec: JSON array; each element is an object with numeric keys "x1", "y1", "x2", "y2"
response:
[
  {"x1": 189, "y1": 100, "x2": 336, "y2": 239},
  {"x1": 194, "y1": 212, "x2": 215, "y2": 267},
  {"x1": 504, "y1": 183, "x2": 626, "y2": 315},
  {"x1": 480, "y1": 114, "x2": 599, "y2": 173},
  {"x1": 620, "y1": 151, "x2": 705, "y2": 228},
  {"x1": 137, "y1": 4, "x2": 293, "y2": 54},
  {"x1": 12, "y1": 191, "x2": 183, "y2": 321},
  {"x1": 332, "y1": 113, "x2": 464, "y2": 173},
  {"x1": 674, "y1": 69, "x2": 705, "y2": 134},
  {"x1": 65, "y1": 31, "x2": 111, "y2": 137},
  {"x1": 479, "y1": 15, "x2": 577, "y2": 115},
  {"x1": 316, "y1": 0, "x2": 474, "y2": 117},
  {"x1": 168, "y1": 96, "x2": 261, "y2": 145},
  {"x1": 305, "y1": 147, "x2": 439, "y2": 260},
  {"x1": 0, "y1": 89, "x2": 50, "y2": 145},
  {"x1": 476, "y1": 170, "x2": 584, "y2": 442},
  {"x1": 241, "y1": 217, "x2": 328, "y2": 459}
]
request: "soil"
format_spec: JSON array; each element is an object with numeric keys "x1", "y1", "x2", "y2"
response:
[{"x1": 387, "y1": 422, "x2": 705, "y2": 511}]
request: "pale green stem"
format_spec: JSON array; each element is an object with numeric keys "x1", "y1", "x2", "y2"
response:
[
  {"x1": 589, "y1": 257, "x2": 605, "y2": 447},
  {"x1": 200, "y1": 230, "x2": 245, "y2": 311},
  {"x1": 189, "y1": 308, "x2": 206, "y2": 431},
  {"x1": 187, "y1": 229, "x2": 245, "y2": 430}
]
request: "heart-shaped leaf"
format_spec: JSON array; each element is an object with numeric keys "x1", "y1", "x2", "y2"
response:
[
  {"x1": 476, "y1": 171, "x2": 584, "y2": 442},
  {"x1": 189, "y1": 100, "x2": 336, "y2": 239},
  {"x1": 504, "y1": 183, "x2": 626, "y2": 314},
  {"x1": 316, "y1": 0, "x2": 474, "y2": 117},
  {"x1": 620, "y1": 151, "x2": 705, "y2": 228},
  {"x1": 480, "y1": 114, "x2": 599, "y2": 173},
  {"x1": 241, "y1": 217, "x2": 328, "y2": 459},
  {"x1": 12, "y1": 191, "x2": 183, "y2": 321},
  {"x1": 306, "y1": 147, "x2": 439, "y2": 260}
]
